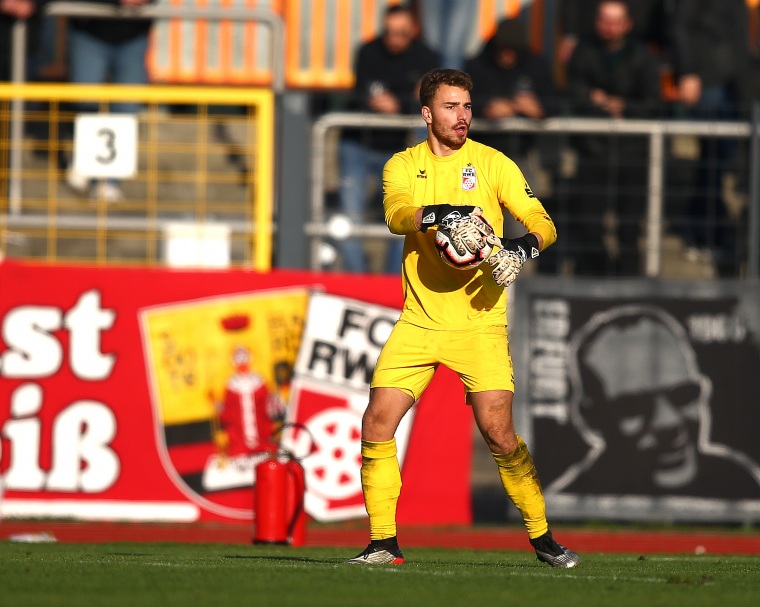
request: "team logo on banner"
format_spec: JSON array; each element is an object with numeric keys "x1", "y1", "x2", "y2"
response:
[
  {"x1": 462, "y1": 165, "x2": 477, "y2": 191},
  {"x1": 280, "y1": 292, "x2": 412, "y2": 521},
  {"x1": 140, "y1": 288, "x2": 309, "y2": 519}
]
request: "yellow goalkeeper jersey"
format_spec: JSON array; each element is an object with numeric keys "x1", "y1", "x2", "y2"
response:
[{"x1": 383, "y1": 137, "x2": 557, "y2": 330}]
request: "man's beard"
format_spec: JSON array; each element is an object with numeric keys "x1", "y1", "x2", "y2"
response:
[{"x1": 432, "y1": 120, "x2": 468, "y2": 149}]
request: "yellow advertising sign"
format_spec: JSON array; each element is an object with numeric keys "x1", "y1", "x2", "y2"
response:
[{"x1": 142, "y1": 288, "x2": 310, "y2": 427}]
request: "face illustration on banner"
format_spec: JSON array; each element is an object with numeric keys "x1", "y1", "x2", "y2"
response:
[
  {"x1": 550, "y1": 305, "x2": 760, "y2": 499},
  {"x1": 140, "y1": 289, "x2": 309, "y2": 519}
]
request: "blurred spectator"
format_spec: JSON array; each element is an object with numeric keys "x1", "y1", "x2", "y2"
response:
[
  {"x1": 558, "y1": 0, "x2": 668, "y2": 65},
  {"x1": 65, "y1": 0, "x2": 154, "y2": 203},
  {"x1": 464, "y1": 17, "x2": 560, "y2": 240},
  {"x1": 465, "y1": 18, "x2": 558, "y2": 122},
  {"x1": 414, "y1": 0, "x2": 478, "y2": 69},
  {"x1": 670, "y1": 0, "x2": 751, "y2": 276},
  {"x1": 565, "y1": 0, "x2": 661, "y2": 276},
  {"x1": 0, "y1": 0, "x2": 40, "y2": 81},
  {"x1": 336, "y1": 4, "x2": 439, "y2": 273}
]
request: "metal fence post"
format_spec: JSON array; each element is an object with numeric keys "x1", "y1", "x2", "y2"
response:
[
  {"x1": 645, "y1": 127, "x2": 665, "y2": 277},
  {"x1": 749, "y1": 103, "x2": 760, "y2": 280},
  {"x1": 9, "y1": 20, "x2": 27, "y2": 215}
]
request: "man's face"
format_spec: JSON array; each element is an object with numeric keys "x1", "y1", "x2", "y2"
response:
[
  {"x1": 583, "y1": 317, "x2": 706, "y2": 488},
  {"x1": 595, "y1": 1, "x2": 632, "y2": 47},
  {"x1": 424, "y1": 84, "x2": 472, "y2": 150},
  {"x1": 382, "y1": 11, "x2": 415, "y2": 54},
  {"x1": 495, "y1": 47, "x2": 518, "y2": 69}
]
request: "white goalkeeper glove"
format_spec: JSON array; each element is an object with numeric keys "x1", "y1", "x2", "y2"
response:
[
  {"x1": 486, "y1": 233, "x2": 540, "y2": 287},
  {"x1": 447, "y1": 213, "x2": 494, "y2": 257}
]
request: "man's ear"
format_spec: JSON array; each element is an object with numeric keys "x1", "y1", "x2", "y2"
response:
[{"x1": 421, "y1": 105, "x2": 432, "y2": 124}]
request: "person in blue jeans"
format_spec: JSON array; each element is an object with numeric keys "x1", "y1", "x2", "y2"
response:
[
  {"x1": 336, "y1": 4, "x2": 439, "y2": 273},
  {"x1": 415, "y1": 0, "x2": 478, "y2": 70},
  {"x1": 65, "y1": 0, "x2": 153, "y2": 202},
  {"x1": 670, "y1": 0, "x2": 751, "y2": 277}
]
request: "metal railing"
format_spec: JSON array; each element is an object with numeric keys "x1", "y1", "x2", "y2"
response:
[
  {"x1": 8, "y1": 2, "x2": 284, "y2": 219},
  {"x1": 308, "y1": 112, "x2": 760, "y2": 278},
  {"x1": 0, "y1": 83, "x2": 275, "y2": 269},
  {"x1": 11, "y1": 2, "x2": 285, "y2": 89}
]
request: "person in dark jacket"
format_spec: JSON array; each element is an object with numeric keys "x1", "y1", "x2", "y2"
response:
[
  {"x1": 336, "y1": 4, "x2": 440, "y2": 273},
  {"x1": 465, "y1": 17, "x2": 558, "y2": 124},
  {"x1": 670, "y1": 0, "x2": 751, "y2": 276},
  {"x1": 557, "y1": 0, "x2": 667, "y2": 65},
  {"x1": 463, "y1": 17, "x2": 559, "y2": 243},
  {"x1": 565, "y1": 0, "x2": 661, "y2": 276}
]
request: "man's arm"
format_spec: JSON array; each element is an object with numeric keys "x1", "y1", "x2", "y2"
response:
[{"x1": 383, "y1": 154, "x2": 420, "y2": 235}]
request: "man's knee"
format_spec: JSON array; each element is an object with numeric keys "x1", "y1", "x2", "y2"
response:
[
  {"x1": 361, "y1": 388, "x2": 413, "y2": 441},
  {"x1": 484, "y1": 428, "x2": 519, "y2": 455}
]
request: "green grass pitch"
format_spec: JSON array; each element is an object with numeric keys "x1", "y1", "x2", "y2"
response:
[{"x1": 2, "y1": 541, "x2": 759, "y2": 607}]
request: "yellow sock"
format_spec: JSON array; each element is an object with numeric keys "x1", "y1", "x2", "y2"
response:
[
  {"x1": 492, "y1": 435, "x2": 549, "y2": 539},
  {"x1": 361, "y1": 438, "x2": 401, "y2": 541}
]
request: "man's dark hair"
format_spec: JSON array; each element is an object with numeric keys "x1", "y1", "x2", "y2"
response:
[{"x1": 419, "y1": 69, "x2": 473, "y2": 107}]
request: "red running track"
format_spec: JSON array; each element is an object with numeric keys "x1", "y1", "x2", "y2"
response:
[{"x1": 1, "y1": 520, "x2": 759, "y2": 555}]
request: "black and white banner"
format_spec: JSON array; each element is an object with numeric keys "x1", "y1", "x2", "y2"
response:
[{"x1": 512, "y1": 279, "x2": 760, "y2": 523}]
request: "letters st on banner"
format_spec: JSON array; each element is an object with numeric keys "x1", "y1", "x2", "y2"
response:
[{"x1": 512, "y1": 278, "x2": 760, "y2": 524}]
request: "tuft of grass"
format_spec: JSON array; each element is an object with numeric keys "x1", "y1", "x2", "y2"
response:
[{"x1": 1, "y1": 541, "x2": 759, "y2": 607}]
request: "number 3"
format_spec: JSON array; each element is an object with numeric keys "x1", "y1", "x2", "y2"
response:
[{"x1": 96, "y1": 127, "x2": 117, "y2": 164}]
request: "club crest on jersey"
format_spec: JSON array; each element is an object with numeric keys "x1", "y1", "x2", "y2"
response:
[{"x1": 462, "y1": 166, "x2": 477, "y2": 191}]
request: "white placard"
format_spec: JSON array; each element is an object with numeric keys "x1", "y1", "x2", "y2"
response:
[
  {"x1": 73, "y1": 113, "x2": 138, "y2": 178},
  {"x1": 163, "y1": 222, "x2": 231, "y2": 268}
]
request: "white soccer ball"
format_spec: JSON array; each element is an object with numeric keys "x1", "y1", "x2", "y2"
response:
[{"x1": 434, "y1": 216, "x2": 494, "y2": 270}]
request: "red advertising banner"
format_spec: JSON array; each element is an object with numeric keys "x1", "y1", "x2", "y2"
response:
[{"x1": 0, "y1": 260, "x2": 472, "y2": 525}]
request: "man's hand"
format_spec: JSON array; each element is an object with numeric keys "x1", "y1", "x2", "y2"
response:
[
  {"x1": 678, "y1": 74, "x2": 702, "y2": 107},
  {"x1": 483, "y1": 98, "x2": 516, "y2": 119},
  {"x1": 419, "y1": 204, "x2": 481, "y2": 232},
  {"x1": 486, "y1": 233, "x2": 540, "y2": 287},
  {"x1": 447, "y1": 214, "x2": 494, "y2": 257},
  {"x1": 590, "y1": 89, "x2": 625, "y2": 118},
  {"x1": 368, "y1": 89, "x2": 401, "y2": 114},
  {"x1": 512, "y1": 91, "x2": 545, "y2": 119}
]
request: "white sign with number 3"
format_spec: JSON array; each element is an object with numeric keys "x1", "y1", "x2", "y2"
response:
[{"x1": 73, "y1": 113, "x2": 138, "y2": 179}]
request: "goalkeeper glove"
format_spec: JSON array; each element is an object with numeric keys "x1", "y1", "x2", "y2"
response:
[
  {"x1": 494, "y1": 233, "x2": 540, "y2": 262},
  {"x1": 420, "y1": 204, "x2": 481, "y2": 232}
]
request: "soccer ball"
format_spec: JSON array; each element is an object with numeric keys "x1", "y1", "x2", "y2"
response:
[{"x1": 434, "y1": 216, "x2": 494, "y2": 270}]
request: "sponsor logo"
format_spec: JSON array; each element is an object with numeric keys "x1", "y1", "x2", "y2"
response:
[
  {"x1": 462, "y1": 165, "x2": 477, "y2": 191},
  {"x1": 417, "y1": 169, "x2": 427, "y2": 179},
  {"x1": 440, "y1": 211, "x2": 463, "y2": 228}
]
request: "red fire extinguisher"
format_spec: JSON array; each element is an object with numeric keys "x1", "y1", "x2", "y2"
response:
[{"x1": 253, "y1": 448, "x2": 307, "y2": 546}]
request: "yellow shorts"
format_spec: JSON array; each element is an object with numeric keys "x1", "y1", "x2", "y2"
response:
[{"x1": 371, "y1": 320, "x2": 514, "y2": 400}]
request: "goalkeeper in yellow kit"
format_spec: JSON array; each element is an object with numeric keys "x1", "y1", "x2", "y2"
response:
[{"x1": 346, "y1": 69, "x2": 580, "y2": 568}]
